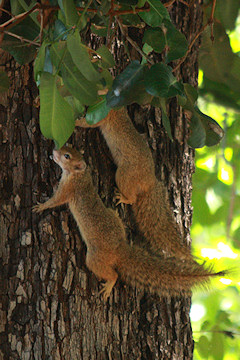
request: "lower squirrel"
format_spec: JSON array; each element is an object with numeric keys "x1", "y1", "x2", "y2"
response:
[
  {"x1": 33, "y1": 146, "x2": 225, "y2": 300},
  {"x1": 76, "y1": 108, "x2": 192, "y2": 259}
]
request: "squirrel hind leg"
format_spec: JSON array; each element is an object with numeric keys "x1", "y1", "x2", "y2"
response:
[
  {"x1": 86, "y1": 255, "x2": 118, "y2": 300},
  {"x1": 99, "y1": 278, "x2": 117, "y2": 301},
  {"x1": 115, "y1": 168, "x2": 138, "y2": 205}
]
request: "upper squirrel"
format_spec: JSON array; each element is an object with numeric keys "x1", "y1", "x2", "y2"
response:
[
  {"x1": 76, "y1": 108, "x2": 192, "y2": 259},
  {"x1": 33, "y1": 146, "x2": 225, "y2": 299}
]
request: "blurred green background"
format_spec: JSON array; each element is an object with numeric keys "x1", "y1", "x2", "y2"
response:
[{"x1": 191, "y1": 3, "x2": 240, "y2": 358}]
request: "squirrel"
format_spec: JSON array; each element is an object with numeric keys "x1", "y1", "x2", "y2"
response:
[
  {"x1": 33, "y1": 146, "x2": 225, "y2": 300},
  {"x1": 76, "y1": 108, "x2": 193, "y2": 259}
]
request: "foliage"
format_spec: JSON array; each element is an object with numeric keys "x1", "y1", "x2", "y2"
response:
[
  {"x1": 0, "y1": 0, "x2": 224, "y2": 148},
  {"x1": 1, "y1": 1, "x2": 240, "y2": 357},
  {"x1": 191, "y1": 2, "x2": 240, "y2": 358}
]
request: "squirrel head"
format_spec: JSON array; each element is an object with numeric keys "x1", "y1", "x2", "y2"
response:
[{"x1": 53, "y1": 146, "x2": 87, "y2": 175}]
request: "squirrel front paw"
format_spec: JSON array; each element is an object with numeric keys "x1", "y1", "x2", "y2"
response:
[
  {"x1": 32, "y1": 202, "x2": 46, "y2": 213},
  {"x1": 114, "y1": 188, "x2": 133, "y2": 206}
]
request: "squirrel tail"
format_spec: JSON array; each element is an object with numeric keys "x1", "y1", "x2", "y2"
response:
[
  {"x1": 116, "y1": 244, "x2": 226, "y2": 296},
  {"x1": 132, "y1": 181, "x2": 193, "y2": 259}
]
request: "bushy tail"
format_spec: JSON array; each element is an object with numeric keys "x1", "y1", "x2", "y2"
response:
[
  {"x1": 116, "y1": 244, "x2": 226, "y2": 296},
  {"x1": 132, "y1": 181, "x2": 193, "y2": 259}
]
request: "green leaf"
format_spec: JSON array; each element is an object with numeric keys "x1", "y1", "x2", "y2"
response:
[
  {"x1": 179, "y1": 83, "x2": 198, "y2": 110},
  {"x1": 65, "y1": 96, "x2": 85, "y2": 119},
  {"x1": 199, "y1": 22, "x2": 234, "y2": 84},
  {"x1": 101, "y1": 69, "x2": 113, "y2": 88},
  {"x1": 96, "y1": 45, "x2": 115, "y2": 68},
  {"x1": 195, "y1": 108, "x2": 225, "y2": 147},
  {"x1": 144, "y1": 63, "x2": 184, "y2": 98},
  {"x1": 215, "y1": 0, "x2": 240, "y2": 31},
  {"x1": 53, "y1": 19, "x2": 68, "y2": 41},
  {"x1": 139, "y1": 0, "x2": 170, "y2": 27},
  {"x1": 142, "y1": 43, "x2": 153, "y2": 56},
  {"x1": 43, "y1": 47, "x2": 53, "y2": 74},
  {"x1": 39, "y1": 72, "x2": 75, "y2": 148},
  {"x1": 120, "y1": 13, "x2": 142, "y2": 26},
  {"x1": 163, "y1": 19, "x2": 188, "y2": 62},
  {"x1": 1, "y1": 17, "x2": 39, "y2": 64},
  {"x1": 67, "y1": 31, "x2": 102, "y2": 82},
  {"x1": 50, "y1": 42, "x2": 97, "y2": 105},
  {"x1": 34, "y1": 41, "x2": 49, "y2": 81},
  {"x1": 106, "y1": 61, "x2": 151, "y2": 107},
  {"x1": 0, "y1": 71, "x2": 10, "y2": 93},
  {"x1": 180, "y1": 84, "x2": 224, "y2": 148},
  {"x1": 188, "y1": 113, "x2": 206, "y2": 148},
  {"x1": 91, "y1": 23, "x2": 108, "y2": 37},
  {"x1": 60, "y1": 0, "x2": 79, "y2": 26},
  {"x1": 143, "y1": 28, "x2": 165, "y2": 53},
  {"x1": 99, "y1": 0, "x2": 111, "y2": 14},
  {"x1": 86, "y1": 97, "x2": 110, "y2": 124},
  {"x1": 211, "y1": 327, "x2": 225, "y2": 360},
  {"x1": 196, "y1": 335, "x2": 210, "y2": 359}
]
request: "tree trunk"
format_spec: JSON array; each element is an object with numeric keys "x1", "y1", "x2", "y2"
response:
[{"x1": 0, "y1": 2, "x2": 202, "y2": 359}]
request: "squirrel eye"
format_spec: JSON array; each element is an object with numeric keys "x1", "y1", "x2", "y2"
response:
[{"x1": 64, "y1": 153, "x2": 70, "y2": 160}]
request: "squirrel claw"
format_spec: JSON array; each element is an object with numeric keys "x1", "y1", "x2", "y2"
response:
[
  {"x1": 32, "y1": 202, "x2": 45, "y2": 213},
  {"x1": 114, "y1": 188, "x2": 131, "y2": 206},
  {"x1": 115, "y1": 188, "x2": 133, "y2": 205},
  {"x1": 99, "y1": 280, "x2": 115, "y2": 301}
]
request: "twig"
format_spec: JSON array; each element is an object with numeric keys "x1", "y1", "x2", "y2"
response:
[
  {"x1": 164, "y1": 0, "x2": 189, "y2": 7},
  {"x1": 0, "y1": 3, "x2": 150, "y2": 31},
  {"x1": 4, "y1": 30, "x2": 40, "y2": 46},
  {"x1": 116, "y1": 17, "x2": 154, "y2": 65},
  {"x1": 179, "y1": 0, "x2": 190, "y2": 6},
  {"x1": 39, "y1": 9, "x2": 44, "y2": 44},
  {"x1": 209, "y1": 0, "x2": 216, "y2": 41},
  {"x1": 0, "y1": 3, "x2": 39, "y2": 32},
  {"x1": 194, "y1": 330, "x2": 240, "y2": 337},
  {"x1": 164, "y1": 0, "x2": 177, "y2": 7},
  {"x1": 0, "y1": 7, "x2": 13, "y2": 17},
  {"x1": 107, "y1": 0, "x2": 115, "y2": 46}
]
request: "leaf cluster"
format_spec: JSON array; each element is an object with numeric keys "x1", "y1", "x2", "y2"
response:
[{"x1": 0, "y1": 0, "x2": 224, "y2": 148}]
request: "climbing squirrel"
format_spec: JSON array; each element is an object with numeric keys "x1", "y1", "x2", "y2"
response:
[
  {"x1": 76, "y1": 108, "x2": 192, "y2": 259},
  {"x1": 33, "y1": 146, "x2": 225, "y2": 299}
]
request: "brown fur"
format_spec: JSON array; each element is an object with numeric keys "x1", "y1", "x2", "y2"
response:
[
  {"x1": 76, "y1": 108, "x2": 192, "y2": 259},
  {"x1": 33, "y1": 146, "x2": 226, "y2": 300}
]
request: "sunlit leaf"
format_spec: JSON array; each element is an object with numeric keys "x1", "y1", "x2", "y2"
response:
[
  {"x1": 67, "y1": 31, "x2": 102, "y2": 82},
  {"x1": 50, "y1": 42, "x2": 97, "y2": 105},
  {"x1": 196, "y1": 335, "x2": 210, "y2": 359},
  {"x1": 60, "y1": 0, "x2": 79, "y2": 26},
  {"x1": 39, "y1": 72, "x2": 75, "y2": 148}
]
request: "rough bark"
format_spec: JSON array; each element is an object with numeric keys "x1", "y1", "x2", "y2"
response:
[{"x1": 0, "y1": 1, "x2": 203, "y2": 359}]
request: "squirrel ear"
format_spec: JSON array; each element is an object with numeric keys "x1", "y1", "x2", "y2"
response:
[{"x1": 74, "y1": 160, "x2": 86, "y2": 172}]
